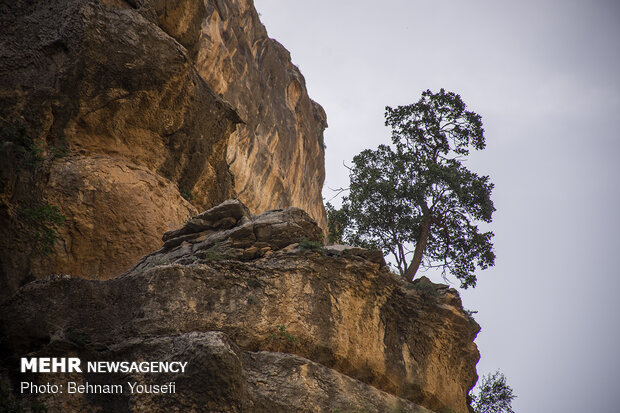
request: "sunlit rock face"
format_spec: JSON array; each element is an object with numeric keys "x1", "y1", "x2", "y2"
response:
[
  {"x1": 196, "y1": 0, "x2": 328, "y2": 230},
  {"x1": 1, "y1": 1, "x2": 478, "y2": 412},
  {"x1": 1, "y1": 200, "x2": 480, "y2": 413},
  {"x1": 0, "y1": 0, "x2": 326, "y2": 296}
]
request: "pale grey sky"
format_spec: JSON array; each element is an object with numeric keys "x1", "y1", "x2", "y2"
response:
[{"x1": 254, "y1": 1, "x2": 620, "y2": 412}]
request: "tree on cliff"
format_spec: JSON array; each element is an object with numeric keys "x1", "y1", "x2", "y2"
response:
[
  {"x1": 330, "y1": 89, "x2": 495, "y2": 288},
  {"x1": 472, "y1": 370, "x2": 516, "y2": 413}
]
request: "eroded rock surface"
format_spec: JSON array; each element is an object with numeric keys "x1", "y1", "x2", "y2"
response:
[
  {"x1": 0, "y1": 0, "x2": 327, "y2": 296},
  {"x1": 1, "y1": 200, "x2": 479, "y2": 413},
  {"x1": 3, "y1": 330, "x2": 434, "y2": 413},
  {"x1": 0, "y1": 0, "x2": 239, "y2": 293},
  {"x1": 197, "y1": 0, "x2": 328, "y2": 229}
]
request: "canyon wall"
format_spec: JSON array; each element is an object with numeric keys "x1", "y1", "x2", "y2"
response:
[
  {"x1": 0, "y1": 0, "x2": 326, "y2": 293},
  {"x1": 196, "y1": 0, "x2": 328, "y2": 230},
  {"x1": 0, "y1": 2, "x2": 481, "y2": 412}
]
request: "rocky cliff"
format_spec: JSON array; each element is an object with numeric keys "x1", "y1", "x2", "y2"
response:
[
  {"x1": 0, "y1": 0, "x2": 327, "y2": 295},
  {"x1": 0, "y1": 2, "x2": 481, "y2": 412},
  {"x1": 1, "y1": 200, "x2": 480, "y2": 413},
  {"x1": 196, "y1": 0, "x2": 328, "y2": 229}
]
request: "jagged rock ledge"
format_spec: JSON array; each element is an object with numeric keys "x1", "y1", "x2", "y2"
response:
[
  {"x1": 1, "y1": 200, "x2": 480, "y2": 413},
  {"x1": 127, "y1": 199, "x2": 383, "y2": 274}
]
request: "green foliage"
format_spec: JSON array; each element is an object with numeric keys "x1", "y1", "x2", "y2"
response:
[
  {"x1": 335, "y1": 89, "x2": 495, "y2": 288},
  {"x1": 471, "y1": 371, "x2": 516, "y2": 413},
  {"x1": 412, "y1": 282, "x2": 440, "y2": 298},
  {"x1": 464, "y1": 309, "x2": 478, "y2": 324},
  {"x1": 180, "y1": 188, "x2": 194, "y2": 201},
  {"x1": 49, "y1": 143, "x2": 71, "y2": 159},
  {"x1": 299, "y1": 238, "x2": 324, "y2": 251},
  {"x1": 1, "y1": 122, "x2": 72, "y2": 167},
  {"x1": 26, "y1": 139, "x2": 45, "y2": 167},
  {"x1": 273, "y1": 324, "x2": 299, "y2": 343},
  {"x1": 22, "y1": 203, "x2": 66, "y2": 256},
  {"x1": 1, "y1": 122, "x2": 45, "y2": 168},
  {"x1": 326, "y1": 202, "x2": 349, "y2": 244},
  {"x1": 201, "y1": 242, "x2": 227, "y2": 261}
]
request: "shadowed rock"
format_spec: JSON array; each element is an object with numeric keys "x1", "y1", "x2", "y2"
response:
[
  {"x1": 0, "y1": 0, "x2": 328, "y2": 300},
  {"x1": 1, "y1": 199, "x2": 479, "y2": 413}
]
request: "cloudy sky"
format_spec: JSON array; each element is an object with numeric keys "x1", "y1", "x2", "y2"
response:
[{"x1": 254, "y1": 1, "x2": 620, "y2": 412}]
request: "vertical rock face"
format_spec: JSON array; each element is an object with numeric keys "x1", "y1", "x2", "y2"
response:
[
  {"x1": 0, "y1": 0, "x2": 326, "y2": 293},
  {"x1": 196, "y1": 0, "x2": 328, "y2": 230},
  {"x1": 0, "y1": 0, "x2": 240, "y2": 288}
]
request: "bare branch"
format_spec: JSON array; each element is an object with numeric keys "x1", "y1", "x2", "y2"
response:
[{"x1": 325, "y1": 186, "x2": 350, "y2": 203}]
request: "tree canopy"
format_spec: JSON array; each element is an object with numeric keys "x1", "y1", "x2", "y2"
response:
[
  {"x1": 329, "y1": 89, "x2": 495, "y2": 288},
  {"x1": 471, "y1": 370, "x2": 516, "y2": 413}
]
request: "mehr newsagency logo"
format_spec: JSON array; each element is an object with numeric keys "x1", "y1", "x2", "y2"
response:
[{"x1": 19, "y1": 357, "x2": 185, "y2": 395}]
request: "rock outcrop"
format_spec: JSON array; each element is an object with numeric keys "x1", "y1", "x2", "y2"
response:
[
  {"x1": 197, "y1": 0, "x2": 328, "y2": 229},
  {"x1": 0, "y1": 0, "x2": 327, "y2": 296},
  {"x1": 0, "y1": 2, "x2": 481, "y2": 411},
  {"x1": 0, "y1": 200, "x2": 480, "y2": 413}
]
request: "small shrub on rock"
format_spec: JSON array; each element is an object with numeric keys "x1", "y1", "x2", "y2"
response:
[
  {"x1": 22, "y1": 203, "x2": 66, "y2": 256},
  {"x1": 299, "y1": 238, "x2": 324, "y2": 251}
]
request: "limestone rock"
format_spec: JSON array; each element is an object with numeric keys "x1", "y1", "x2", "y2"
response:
[
  {"x1": 0, "y1": 0, "x2": 328, "y2": 297},
  {"x1": 162, "y1": 199, "x2": 250, "y2": 242},
  {"x1": 131, "y1": 199, "x2": 325, "y2": 272},
  {"x1": 196, "y1": 0, "x2": 328, "y2": 229},
  {"x1": 0, "y1": 0, "x2": 240, "y2": 205},
  {"x1": 1, "y1": 200, "x2": 479, "y2": 413},
  {"x1": 41, "y1": 155, "x2": 197, "y2": 280},
  {"x1": 0, "y1": 0, "x2": 240, "y2": 294},
  {"x1": 242, "y1": 350, "x2": 434, "y2": 413},
  {"x1": 325, "y1": 244, "x2": 387, "y2": 265},
  {"x1": 2, "y1": 329, "x2": 433, "y2": 413}
]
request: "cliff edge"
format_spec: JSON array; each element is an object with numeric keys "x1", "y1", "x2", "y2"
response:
[{"x1": 1, "y1": 200, "x2": 480, "y2": 413}]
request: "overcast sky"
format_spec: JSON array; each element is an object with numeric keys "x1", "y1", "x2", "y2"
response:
[{"x1": 254, "y1": 1, "x2": 620, "y2": 412}]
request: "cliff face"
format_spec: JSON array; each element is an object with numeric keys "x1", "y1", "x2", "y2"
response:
[
  {"x1": 0, "y1": 2, "x2": 481, "y2": 412},
  {"x1": 1, "y1": 200, "x2": 480, "y2": 413},
  {"x1": 196, "y1": 0, "x2": 328, "y2": 230},
  {"x1": 0, "y1": 0, "x2": 326, "y2": 294}
]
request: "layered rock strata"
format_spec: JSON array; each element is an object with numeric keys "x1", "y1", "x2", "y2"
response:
[{"x1": 1, "y1": 200, "x2": 480, "y2": 413}]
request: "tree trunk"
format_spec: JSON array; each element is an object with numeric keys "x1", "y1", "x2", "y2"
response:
[{"x1": 404, "y1": 215, "x2": 432, "y2": 281}]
